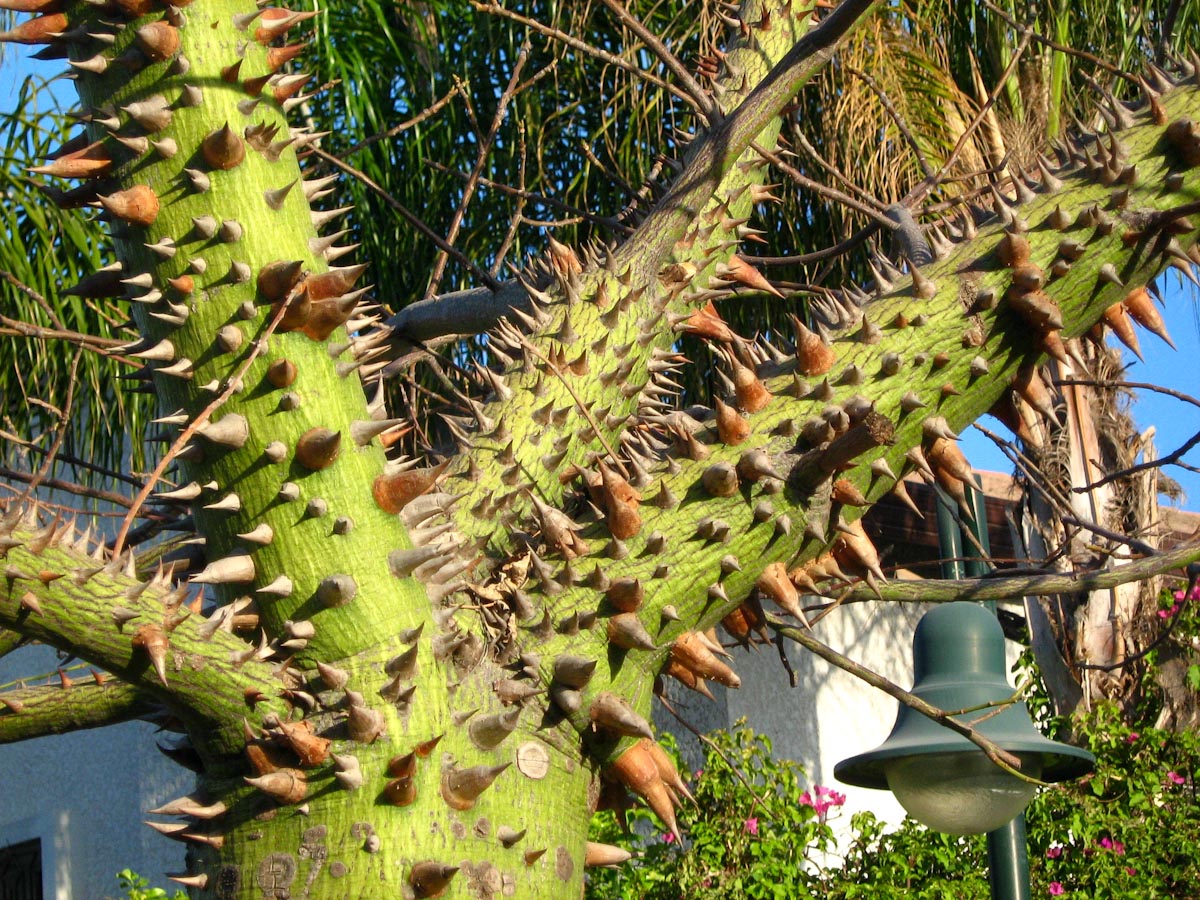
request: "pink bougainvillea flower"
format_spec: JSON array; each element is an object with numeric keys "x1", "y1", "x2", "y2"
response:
[
  {"x1": 1167, "y1": 770, "x2": 1187, "y2": 786},
  {"x1": 1125, "y1": 867, "x2": 1137, "y2": 876},
  {"x1": 744, "y1": 817, "x2": 759, "y2": 836},
  {"x1": 1049, "y1": 882, "x2": 1065, "y2": 896},
  {"x1": 801, "y1": 785, "x2": 848, "y2": 816},
  {"x1": 1098, "y1": 837, "x2": 1113, "y2": 850},
  {"x1": 1113, "y1": 841, "x2": 1125, "y2": 855},
  {"x1": 821, "y1": 786, "x2": 847, "y2": 807},
  {"x1": 1125, "y1": 732, "x2": 1139, "y2": 744},
  {"x1": 1046, "y1": 846, "x2": 1063, "y2": 859},
  {"x1": 662, "y1": 832, "x2": 676, "y2": 844}
]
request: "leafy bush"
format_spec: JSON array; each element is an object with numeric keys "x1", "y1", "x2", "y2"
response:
[
  {"x1": 588, "y1": 726, "x2": 839, "y2": 899},
  {"x1": 1025, "y1": 704, "x2": 1200, "y2": 899},
  {"x1": 105, "y1": 869, "x2": 187, "y2": 900}
]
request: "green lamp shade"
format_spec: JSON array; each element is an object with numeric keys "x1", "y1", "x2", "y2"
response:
[{"x1": 834, "y1": 602, "x2": 1094, "y2": 834}]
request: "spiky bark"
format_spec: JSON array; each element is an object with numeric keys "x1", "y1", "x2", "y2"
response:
[{"x1": 3, "y1": 0, "x2": 1200, "y2": 897}]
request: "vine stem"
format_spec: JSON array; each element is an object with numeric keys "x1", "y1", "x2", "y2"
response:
[{"x1": 111, "y1": 295, "x2": 296, "y2": 556}]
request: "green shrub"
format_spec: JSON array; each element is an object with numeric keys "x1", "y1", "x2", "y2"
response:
[
  {"x1": 106, "y1": 869, "x2": 187, "y2": 900},
  {"x1": 588, "y1": 726, "x2": 837, "y2": 899}
]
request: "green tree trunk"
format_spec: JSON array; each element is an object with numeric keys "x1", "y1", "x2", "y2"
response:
[{"x1": 2, "y1": 0, "x2": 1200, "y2": 898}]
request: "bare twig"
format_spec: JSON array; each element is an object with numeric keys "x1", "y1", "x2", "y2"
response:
[
  {"x1": 1072, "y1": 429, "x2": 1200, "y2": 492},
  {"x1": 471, "y1": 1, "x2": 692, "y2": 109},
  {"x1": 1051, "y1": 377, "x2": 1200, "y2": 490},
  {"x1": 981, "y1": 0, "x2": 1141, "y2": 88},
  {"x1": 768, "y1": 616, "x2": 1030, "y2": 777},
  {"x1": 658, "y1": 694, "x2": 775, "y2": 812},
  {"x1": 21, "y1": 349, "x2": 81, "y2": 503},
  {"x1": 843, "y1": 63, "x2": 935, "y2": 179},
  {"x1": 1061, "y1": 514, "x2": 1160, "y2": 559},
  {"x1": 743, "y1": 222, "x2": 881, "y2": 267},
  {"x1": 428, "y1": 43, "x2": 535, "y2": 296},
  {"x1": 599, "y1": 0, "x2": 716, "y2": 120},
  {"x1": 0, "y1": 270, "x2": 64, "y2": 330},
  {"x1": 751, "y1": 140, "x2": 895, "y2": 227},
  {"x1": 427, "y1": 160, "x2": 629, "y2": 233},
  {"x1": 902, "y1": 29, "x2": 1032, "y2": 208},
  {"x1": 784, "y1": 127, "x2": 880, "y2": 205},
  {"x1": 309, "y1": 147, "x2": 501, "y2": 291},
  {"x1": 492, "y1": 127, "x2": 529, "y2": 279},
  {"x1": 973, "y1": 423, "x2": 1081, "y2": 518},
  {"x1": 337, "y1": 84, "x2": 463, "y2": 159},
  {"x1": 0, "y1": 466, "x2": 138, "y2": 509},
  {"x1": 112, "y1": 293, "x2": 298, "y2": 555},
  {"x1": 0, "y1": 312, "x2": 124, "y2": 355},
  {"x1": 18, "y1": 444, "x2": 144, "y2": 490},
  {"x1": 812, "y1": 540, "x2": 1200, "y2": 605}
]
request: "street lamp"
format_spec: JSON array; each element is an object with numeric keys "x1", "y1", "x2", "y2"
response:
[{"x1": 835, "y1": 602, "x2": 1093, "y2": 836}]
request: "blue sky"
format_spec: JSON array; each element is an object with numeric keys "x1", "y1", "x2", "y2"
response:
[
  {"x1": 3, "y1": 52, "x2": 1197, "y2": 510},
  {"x1": 960, "y1": 276, "x2": 1200, "y2": 513}
]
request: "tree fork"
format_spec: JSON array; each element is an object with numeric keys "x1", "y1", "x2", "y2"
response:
[{"x1": 3, "y1": 0, "x2": 1200, "y2": 896}]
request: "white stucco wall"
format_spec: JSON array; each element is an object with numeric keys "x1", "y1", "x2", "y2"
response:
[{"x1": 0, "y1": 644, "x2": 191, "y2": 899}]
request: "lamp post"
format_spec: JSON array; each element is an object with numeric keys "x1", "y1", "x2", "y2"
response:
[{"x1": 834, "y1": 601, "x2": 1094, "y2": 897}]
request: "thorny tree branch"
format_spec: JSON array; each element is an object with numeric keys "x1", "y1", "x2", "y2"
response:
[
  {"x1": 626, "y1": 0, "x2": 881, "y2": 257},
  {"x1": 0, "y1": 676, "x2": 158, "y2": 745},
  {"x1": 810, "y1": 541, "x2": 1200, "y2": 606},
  {"x1": 0, "y1": 629, "x2": 26, "y2": 661},
  {"x1": 388, "y1": 0, "x2": 881, "y2": 347},
  {"x1": 0, "y1": 519, "x2": 290, "y2": 754}
]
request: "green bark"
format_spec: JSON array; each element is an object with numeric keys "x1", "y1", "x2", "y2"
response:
[
  {"x1": 1, "y1": 0, "x2": 1199, "y2": 898},
  {"x1": 0, "y1": 676, "x2": 154, "y2": 744}
]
